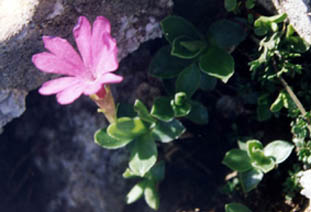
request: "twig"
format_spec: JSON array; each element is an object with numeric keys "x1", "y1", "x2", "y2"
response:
[{"x1": 272, "y1": 60, "x2": 311, "y2": 133}]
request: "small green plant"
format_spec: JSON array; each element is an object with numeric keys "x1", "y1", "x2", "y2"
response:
[{"x1": 223, "y1": 139, "x2": 294, "y2": 192}]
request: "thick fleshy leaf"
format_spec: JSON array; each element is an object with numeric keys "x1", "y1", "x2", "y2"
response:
[
  {"x1": 199, "y1": 47, "x2": 234, "y2": 83},
  {"x1": 117, "y1": 103, "x2": 136, "y2": 118},
  {"x1": 129, "y1": 133, "x2": 158, "y2": 177},
  {"x1": 208, "y1": 19, "x2": 247, "y2": 49},
  {"x1": 152, "y1": 119, "x2": 185, "y2": 143},
  {"x1": 239, "y1": 168, "x2": 263, "y2": 192},
  {"x1": 94, "y1": 128, "x2": 133, "y2": 149},
  {"x1": 122, "y1": 168, "x2": 139, "y2": 179},
  {"x1": 200, "y1": 72, "x2": 217, "y2": 91},
  {"x1": 246, "y1": 139, "x2": 263, "y2": 159},
  {"x1": 171, "y1": 36, "x2": 205, "y2": 59},
  {"x1": 186, "y1": 100, "x2": 209, "y2": 124},
  {"x1": 42, "y1": 36, "x2": 84, "y2": 68},
  {"x1": 151, "y1": 97, "x2": 174, "y2": 122},
  {"x1": 73, "y1": 16, "x2": 92, "y2": 67},
  {"x1": 224, "y1": 0, "x2": 237, "y2": 12},
  {"x1": 38, "y1": 77, "x2": 80, "y2": 95},
  {"x1": 149, "y1": 46, "x2": 191, "y2": 79},
  {"x1": 144, "y1": 180, "x2": 160, "y2": 210},
  {"x1": 270, "y1": 92, "x2": 284, "y2": 112},
  {"x1": 134, "y1": 100, "x2": 155, "y2": 123},
  {"x1": 222, "y1": 149, "x2": 252, "y2": 172},
  {"x1": 56, "y1": 82, "x2": 84, "y2": 104},
  {"x1": 264, "y1": 140, "x2": 294, "y2": 164},
  {"x1": 148, "y1": 161, "x2": 165, "y2": 182},
  {"x1": 32, "y1": 52, "x2": 83, "y2": 76},
  {"x1": 176, "y1": 63, "x2": 201, "y2": 97},
  {"x1": 126, "y1": 180, "x2": 146, "y2": 204},
  {"x1": 107, "y1": 117, "x2": 148, "y2": 141},
  {"x1": 225, "y1": 202, "x2": 252, "y2": 212},
  {"x1": 251, "y1": 150, "x2": 275, "y2": 173},
  {"x1": 161, "y1": 16, "x2": 202, "y2": 44}
]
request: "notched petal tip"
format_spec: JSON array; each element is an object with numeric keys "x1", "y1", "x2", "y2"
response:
[
  {"x1": 73, "y1": 16, "x2": 89, "y2": 35},
  {"x1": 93, "y1": 16, "x2": 111, "y2": 34}
]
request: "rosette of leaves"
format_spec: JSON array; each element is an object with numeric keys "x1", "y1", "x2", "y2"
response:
[
  {"x1": 94, "y1": 98, "x2": 190, "y2": 209},
  {"x1": 223, "y1": 139, "x2": 294, "y2": 192},
  {"x1": 150, "y1": 15, "x2": 248, "y2": 89}
]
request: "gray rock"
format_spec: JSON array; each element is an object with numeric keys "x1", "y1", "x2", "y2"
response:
[
  {"x1": 0, "y1": 0, "x2": 172, "y2": 128},
  {"x1": 257, "y1": 0, "x2": 311, "y2": 44}
]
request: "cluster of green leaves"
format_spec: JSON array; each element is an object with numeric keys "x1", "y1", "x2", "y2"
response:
[
  {"x1": 150, "y1": 15, "x2": 246, "y2": 86},
  {"x1": 282, "y1": 164, "x2": 302, "y2": 201},
  {"x1": 94, "y1": 98, "x2": 188, "y2": 209},
  {"x1": 223, "y1": 139, "x2": 294, "y2": 192},
  {"x1": 248, "y1": 13, "x2": 309, "y2": 122},
  {"x1": 224, "y1": 0, "x2": 255, "y2": 12}
]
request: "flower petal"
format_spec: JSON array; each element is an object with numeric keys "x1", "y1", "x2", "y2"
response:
[
  {"x1": 32, "y1": 52, "x2": 81, "y2": 75},
  {"x1": 56, "y1": 82, "x2": 85, "y2": 104},
  {"x1": 38, "y1": 77, "x2": 80, "y2": 95},
  {"x1": 42, "y1": 36, "x2": 84, "y2": 69},
  {"x1": 82, "y1": 82, "x2": 102, "y2": 95},
  {"x1": 73, "y1": 16, "x2": 92, "y2": 67},
  {"x1": 92, "y1": 16, "x2": 111, "y2": 38},
  {"x1": 98, "y1": 73, "x2": 123, "y2": 84},
  {"x1": 94, "y1": 35, "x2": 119, "y2": 76}
]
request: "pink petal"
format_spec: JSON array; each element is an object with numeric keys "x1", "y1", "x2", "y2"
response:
[
  {"x1": 42, "y1": 36, "x2": 84, "y2": 69},
  {"x1": 38, "y1": 77, "x2": 80, "y2": 95},
  {"x1": 56, "y1": 82, "x2": 85, "y2": 104},
  {"x1": 73, "y1": 16, "x2": 92, "y2": 67},
  {"x1": 82, "y1": 82, "x2": 102, "y2": 95},
  {"x1": 98, "y1": 73, "x2": 123, "y2": 84},
  {"x1": 32, "y1": 52, "x2": 82, "y2": 75},
  {"x1": 92, "y1": 16, "x2": 111, "y2": 37},
  {"x1": 94, "y1": 35, "x2": 119, "y2": 76}
]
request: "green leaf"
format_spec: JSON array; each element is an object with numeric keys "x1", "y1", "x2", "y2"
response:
[
  {"x1": 161, "y1": 15, "x2": 202, "y2": 44},
  {"x1": 171, "y1": 92, "x2": 192, "y2": 117},
  {"x1": 123, "y1": 168, "x2": 139, "y2": 179},
  {"x1": 239, "y1": 168, "x2": 263, "y2": 192},
  {"x1": 126, "y1": 180, "x2": 146, "y2": 204},
  {"x1": 129, "y1": 133, "x2": 158, "y2": 177},
  {"x1": 171, "y1": 36, "x2": 206, "y2": 59},
  {"x1": 149, "y1": 46, "x2": 192, "y2": 79},
  {"x1": 254, "y1": 14, "x2": 287, "y2": 36},
  {"x1": 264, "y1": 140, "x2": 294, "y2": 164},
  {"x1": 186, "y1": 100, "x2": 209, "y2": 124},
  {"x1": 222, "y1": 149, "x2": 253, "y2": 172},
  {"x1": 107, "y1": 117, "x2": 148, "y2": 141},
  {"x1": 152, "y1": 119, "x2": 185, "y2": 143},
  {"x1": 245, "y1": 0, "x2": 255, "y2": 9},
  {"x1": 225, "y1": 202, "x2": 252, "y2": 212},
  {"x1": 134, "y1": 100, "x2": 155, "y2": 123},
  {"x1": 151, "y1": 97, "x2": 175, "y2": 122},
  {"x1": 94, "y1": 128, "x2": 133, "y2": 149},
  {"x1": 117, "y1": 103, "x2": 136, "y2": 118},
  {"x1": 224, "y1": 0, "x2": 237, "y2": 12},
  {"x1": 246, "y1": 139, "x2": 263, "y2": 159},
  {"x1": 149, "y1": 161, "x2": 165, "y2": 182},
  {"x1": 208, "y1": 19, "x2": 248, "y2": 49},
  {"x1": 199, "y1": 47, "x2": 235, "y2": 83},
  {"x1": 200, "y1": 72, "x2": 217, "y2": 91},
  {"x1": 270, "y1": 92, "x2": 284, "y2": 112},
  {"x1": 251, "y1": 150, "x2": 275, "y2": 173},
  {"x1": 238, "y1": 141, "x2": 247, "y2": 151},
  {"x1": 176, "y1": 63, "x2": 201, "y2": 97},
  {"x1": 144, "y1": 180, "x2": 160, "y2": 210}
]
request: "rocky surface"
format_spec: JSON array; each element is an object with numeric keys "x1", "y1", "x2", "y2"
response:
[
  {"x1": 258, "y1": 0, "x2": 311, "y2": 44},
  {"x1": 0, "y1": 0, "x2": 172, "y2": 128}
]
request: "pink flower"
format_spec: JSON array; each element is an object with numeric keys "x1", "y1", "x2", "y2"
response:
[{"x1": 32, "y1": 16, "x2": 123, "y2": 105}]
